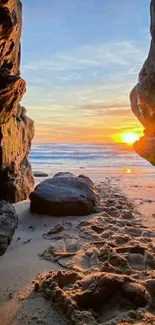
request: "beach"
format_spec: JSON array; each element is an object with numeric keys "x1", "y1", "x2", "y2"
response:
[
  {"x1": 0, "y1": 167, "x2": 155, "y2": 324},
  {"x1": 1, "y1": 0, "x2": 155, "y2": 323}
]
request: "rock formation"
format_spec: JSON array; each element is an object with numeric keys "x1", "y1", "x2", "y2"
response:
[
  {"x1": 30, "y1": 172, "x2": 100, "y2": 216},
  {"x1": 0, "y1": 200, "x2": 18, "y2": 256},
  {"x1": 130, "y1": 0, "x2": 155, "y2": 165},
  {"x1": 0, "y1": 0, "x2": 34, "y2": 202}
]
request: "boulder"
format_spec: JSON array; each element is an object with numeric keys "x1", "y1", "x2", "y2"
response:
[
  {"x1": 130, "y1": 0, "x2": 155, "y2": 164},
  {"x1": 0, "y1": 200, "x2": 18, "y2": 256},
  {"x1": 30, "y1": 172, "x2": 99, "y2": 216},
  {"x1": 0, "y1": 0, "x2": 35, "y2": 202}
]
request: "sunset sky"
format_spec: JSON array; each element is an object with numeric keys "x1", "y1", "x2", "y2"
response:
[{"x1": 21, "y1": 0, "x2": 150, "y2": 144}]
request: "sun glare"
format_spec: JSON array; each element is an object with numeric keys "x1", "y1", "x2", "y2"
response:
[{"x1": 121, "y1": 132, "x2": 139, "y2": 145}]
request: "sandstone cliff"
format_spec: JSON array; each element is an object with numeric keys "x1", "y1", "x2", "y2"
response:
[
  {"x1": 130, "y1": 0, "x2": 155, "y2": 165},
  {"x1": 0, "y1": 0, "x2": 34, "y2": 202}
]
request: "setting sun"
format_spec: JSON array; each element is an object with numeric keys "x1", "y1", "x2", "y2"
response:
[
  {"x1": 113, "y1": 131, "x2": 141, "y2": 145},
  {"x1": 121, "y1": 132, "x2": 139, "y2": 144}
]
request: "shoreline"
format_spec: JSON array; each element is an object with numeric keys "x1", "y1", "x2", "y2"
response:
[{"x1": 33, "y1": 166, "x2": 155, "y2": 187}]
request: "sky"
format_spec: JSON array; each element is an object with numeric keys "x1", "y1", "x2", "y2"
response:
[{"x1": 21, "y1": 0, "x2": 150, "y2": 144}]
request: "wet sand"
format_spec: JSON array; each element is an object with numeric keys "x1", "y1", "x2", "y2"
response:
[{"x1": 0, "y1": 167, "x2": 155, "y2": 325}]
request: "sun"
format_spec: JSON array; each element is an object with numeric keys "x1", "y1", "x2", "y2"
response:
[{"x1": 121, "y1": 132, "x2": 139, "y2": 145}]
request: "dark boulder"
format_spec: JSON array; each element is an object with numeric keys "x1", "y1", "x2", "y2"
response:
[
  {"x1": 30, "y1": 172, "x2": 99, "y2": 216},
  {"x1": 0, "y1": 200, "x2": 18, "y2": 256}
]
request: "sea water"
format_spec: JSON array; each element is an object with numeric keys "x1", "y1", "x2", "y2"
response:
[{"x1": 29, "y1": 143, "x2": 151, "y2": 172}]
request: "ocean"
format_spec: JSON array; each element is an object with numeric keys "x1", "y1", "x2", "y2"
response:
[{"x1": 29, "y1": 143, "x2": 151, "y2": 172}]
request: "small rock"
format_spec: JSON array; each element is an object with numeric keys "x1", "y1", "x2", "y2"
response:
[{"x1": 34, "y1": 171, "x2": 49, "y2": 177}]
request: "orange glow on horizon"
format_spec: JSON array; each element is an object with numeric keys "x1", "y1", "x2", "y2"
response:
[{"x1": 33, "y1": 121, "x2": 144, "y2": 145}]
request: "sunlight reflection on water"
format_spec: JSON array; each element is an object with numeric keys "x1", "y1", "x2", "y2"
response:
[{"x1": 125, "y1": 168, "x2": 133, "y2": 174}]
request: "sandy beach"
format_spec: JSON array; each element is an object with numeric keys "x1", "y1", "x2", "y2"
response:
[
  {"x1": 1, "y1": 0, "x2": 155, "y2": 324},
  {"x1": 0, "y1": 167, "x2": 155, "y2": 325}
]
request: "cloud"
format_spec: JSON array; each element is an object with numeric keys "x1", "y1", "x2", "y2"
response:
[
  {"x1": 79, "y1": 103, "x2": 129, "y2": 110},
  {"x1": 22, "y1": 41, "x2": 147, "y2": 73},
  {"x1": 21, "y1": 40, "x2": 147, "y2": 143},
  {"x1": 22, "y1": 39, "x2": 148, "y2": 115}
]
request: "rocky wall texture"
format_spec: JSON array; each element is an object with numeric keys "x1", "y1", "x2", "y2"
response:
[
  {"x1": 0, "y1": 0, "x2": 34, "y2": 202},
  {"x1": 130, "y1": 0, "x2": 155, "y2": 165}
]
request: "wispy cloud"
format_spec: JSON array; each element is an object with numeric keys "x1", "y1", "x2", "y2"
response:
[{"x1": 22, "y1": 41, "x2": 147, "y2": 73}]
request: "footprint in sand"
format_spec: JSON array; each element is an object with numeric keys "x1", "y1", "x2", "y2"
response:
[
  {"x1": 38, "y1": 270, "x2": 150, "y2": 325},
  {"x1": 116, "y1": 246, "x2": 154, "y2": 271}
]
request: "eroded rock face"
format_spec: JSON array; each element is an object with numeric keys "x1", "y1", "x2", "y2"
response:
[
  {"x1": 130, "y1": 0, "x2": 155, "y2": 165},
  {"x1": 0, "y1": 0, "x2": 34, "y2": 202},
  {"x1": 0, "y1": 200, "x2": 18, "y2": 256},
  {"x1": 30, "y1": 172, "x2": 100, "y2": 216}
]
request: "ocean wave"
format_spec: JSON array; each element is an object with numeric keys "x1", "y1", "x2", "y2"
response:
[{"x1": 29, "y1": 143, "x2": 150, "y2": 170}]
